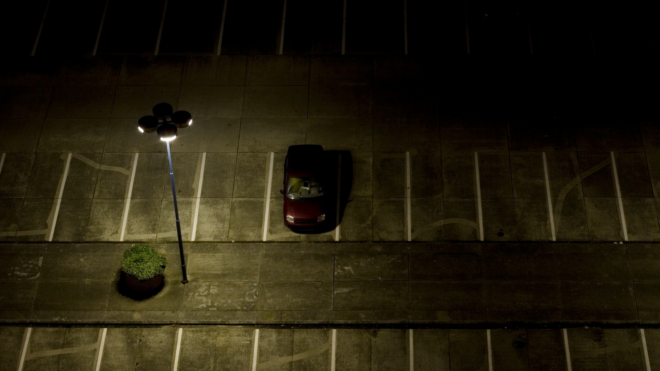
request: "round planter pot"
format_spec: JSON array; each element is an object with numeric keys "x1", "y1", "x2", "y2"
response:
[{"x1": 122, "y1": 272, "x2": 164, "y2": 294}]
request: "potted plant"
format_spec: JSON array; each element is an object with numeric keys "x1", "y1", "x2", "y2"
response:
[{"x1": 121, "y1": 244, "x2": 167, "y2": 296}]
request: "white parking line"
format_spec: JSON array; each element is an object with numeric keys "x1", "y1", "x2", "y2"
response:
[
  {"x1": 18, "y1": 327, "x2": 32, "y2": 371},
  {"x1": 406, "y1": 152, "x2": 412, "y2": 241},
  {"x1": 331, "y1": 329, "x2": 337, "y2": 371},
  {"x1": 92, "y1": 0, "x2": 110, "y2": 56},
  {"x1": 278, "y1": 0, "x2": 288, "y2": 55},
  {"x1": 252, "y1": 329, "x2": 260, "y2": 371},
  {"x1": 610, "y1": 151, "x2": 628, "y2": 241},
  {"x1": 154, "y1": 0, "x2": 169, "y2": 55},
  {"x1": 216, "y1": 0, "x2": 229, "y2": 55},
  {"x1": 31, "y1": 0, "x2": 51, "y2": 56},
  {"x1": 335, "y1": 154, "x2": 342, "y2": 241},
  {"x1": 403, "y1": 0, "x2": 408, "y2": 55},
  {"x1": 486, "y1": 329, "x2": 493, "y2": 371},
  {"x1": 120, "y1": 153, "x2": 139, "y2": 242},
  {"x1": 341, "y1": 0, "x2": 347, "y2": 55},
  {"x1": 94, "y1": 328, "x2": 107, "y2": 371},
  {"x1": 48, "y1": 153, "x2": 72, "y2": 242},
  {"x1": 0, "y1": 153, "x2": 5, "y2": 175},
  {"x1": 563, "y1": 329, "x2": 573, "y2": 371},
  {"x1": 474, "y1": 152, "x2": 483, "y2": 241},
  {"x1": 408, "y1": 329, "x2": 414, "y2": 371},
  {"x1": 191, "y1": 152, "x2": 206, "y2": 241},
  {"x1": 262, "y1": 152, "x2": 274, "y2": 242},
  {"x1": 641, "y1": 329, "x2": 652, "y2": 371},
  {"x1": 542, "y1": 152, "x2": 556, "y2": 241},
  {"x1": 172, "y1": 328, "x2": 182, "y2": 371}
]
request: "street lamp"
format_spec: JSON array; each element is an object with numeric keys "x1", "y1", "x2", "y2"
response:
[{"x1": 138, "y1": 103, "x2": 192, "y2": 284}]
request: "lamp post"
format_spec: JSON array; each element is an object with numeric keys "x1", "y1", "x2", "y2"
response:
[{"x1": 138, "y1": 103, "x2": 192, "y2": 284}]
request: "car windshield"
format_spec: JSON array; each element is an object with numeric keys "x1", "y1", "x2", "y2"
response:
[{"x1": 287, "y1": 177, "x2": 323, "y2": 199}]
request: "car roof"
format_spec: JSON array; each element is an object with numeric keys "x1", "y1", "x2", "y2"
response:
[{"x1": 287, "y1": 145, "x2": 323, "y2": 178}]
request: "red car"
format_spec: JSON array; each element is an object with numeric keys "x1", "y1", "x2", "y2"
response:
[{"x1": 280, "y1": 145, "x2": 326, "y2": 233}]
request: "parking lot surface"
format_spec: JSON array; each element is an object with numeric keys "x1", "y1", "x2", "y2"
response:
[
  {"x1": 1, "y1": 241, "x2": 660, "y2": 326},
  {"x1": 3, "y1": 325, "x2": 660, "y2": 371},
  {"x1": 1, "y1": 56, "x2": 659, "y2": 244}
]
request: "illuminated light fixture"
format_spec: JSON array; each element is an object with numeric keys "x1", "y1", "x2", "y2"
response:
[
  {"x1": 138, "y1": 115, "x2": 158, "y2": 133},
  {"x1": 172, "y1": 110, "x2": 192, "y2": 128},
  {"x1": 157, "y1": 122, "x2": 178, "y2": 141},
  {"x1": 135, "y1": 103, "x2": 194, "y2": 285}
]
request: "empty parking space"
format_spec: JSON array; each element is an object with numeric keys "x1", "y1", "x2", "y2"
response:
[{"x1": 2, "y1": 326, "x2": 660, "y2": 370}]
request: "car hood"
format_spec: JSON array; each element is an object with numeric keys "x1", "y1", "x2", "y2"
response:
[{"x1": 284, "y1": 198, "x2": 324, "y2": 220}]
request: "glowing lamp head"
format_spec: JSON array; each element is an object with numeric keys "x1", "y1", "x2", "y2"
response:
[
  {"x1": 157, "y1": 122, "x2": 177, "y2": 142},
  {"x1": 138, "y1": 115, "x2": 158, "y2": 133},
  {"x1": 172, "y1": 110, "x2": 193, "y2": 128}
]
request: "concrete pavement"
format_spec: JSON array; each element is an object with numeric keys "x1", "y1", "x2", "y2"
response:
[
  {"x1": 2, "y1": 56, "x2": 660, "y2": 244},
  {"x1": 2, "y1": 241, "x2": 660, "y2": 326},
  {"x1": 2, "y1": 325, "x2": 660, "y2": 371}
]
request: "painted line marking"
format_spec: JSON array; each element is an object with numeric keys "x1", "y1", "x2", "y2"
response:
[
  {"x1": 72, "y1": 153, "x2": 130, "y2": 175},
  {"x1": 403, "y1": 0, "x2": 408, "y2": 55},
  {"x1": 24, "y1": 343, "x2": 98, "y2": 360},
  {"x1": 641, "y1": 329, "x2": 652, "y2": 371},
  {"x1": 191, "y1": 152, "x2": 206, "y2": 241},
  {"x1": 217, "y1": 0, "x2": 229, "y2": 55},
  {"x1": 611, "y1": 151, "x2": 628, "y2": 241},
  {"x1": 154, "y1": 0, "x2": 169, "y2": 55},
  {"x1": 341, "y1": 0, "x2": 347, "y2": 55},
  {"x1": 409, "y1": 329, "x2": 414, "y2": 371},
  {"x1": 335, "y1": 154, "x2": 342, "y2": 241},
  {"x1": 331, "y1": 329, "x2": 337, "y2": 371},
  {"x1": 542, "y1": 152, "x2": 556, "y2": 241},
  {"x1": 487, "y1": 329, "x2": 493, "y2": 371},
  {"x1": 474, "y1": 152, "x2": 483, "y2": 241},
  {"x1": 94, "y1": 328, "x2": 107, "y2": 371},
  {"x1": 31, "y1": 0, "x2": 51, "y2": 56},
  {"x1": 92, "y1": 0, "x2": 109, "y2": 56},
  {"x1": 563, "y1": 328, "x2": 573, "y2": 371},
  {"x1": 0, "y1": 153, "x2": 6, "y2": 175},
  {"x1": 252, "y1": 329, "x2": 260, "y2": 371},
  {"x1": 278, "y1": 0, "x2": 288, "y2": 55},
  {"x1": 120, "y1": 153, "x2": 139, "y2": 242},
  {"x1": 262, "y1": 152, "x2": 274, "y2": 241},
  {"x1": 18, "y1": 327, "x2": 32, "y2": 371},
  {"x1": 406, "y1": 151, "x2": 412, "y2": 241},
  {"x1": 48, "y1": 153, "x2": 72, "y2": 242},
  {"x1": 172, "y1": 328, "x2": 182, "y2": 371}
]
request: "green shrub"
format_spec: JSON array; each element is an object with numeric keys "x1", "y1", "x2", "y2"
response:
[{"x1": 121, "y1": 244, "x2": 167, "y2": 280}]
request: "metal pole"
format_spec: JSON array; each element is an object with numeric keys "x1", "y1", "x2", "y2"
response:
[{"x1": 166, "y1": 141, "x2": 189, "y2": 284}]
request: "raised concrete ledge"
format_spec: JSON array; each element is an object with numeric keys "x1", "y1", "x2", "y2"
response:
[{"x1": 1, "y1": 241, "x2": 659, "y2": 326}]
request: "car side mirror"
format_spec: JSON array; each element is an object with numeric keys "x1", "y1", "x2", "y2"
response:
[{"x1": 279, "y1": 190, "x2": 285, "y2": 195}]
